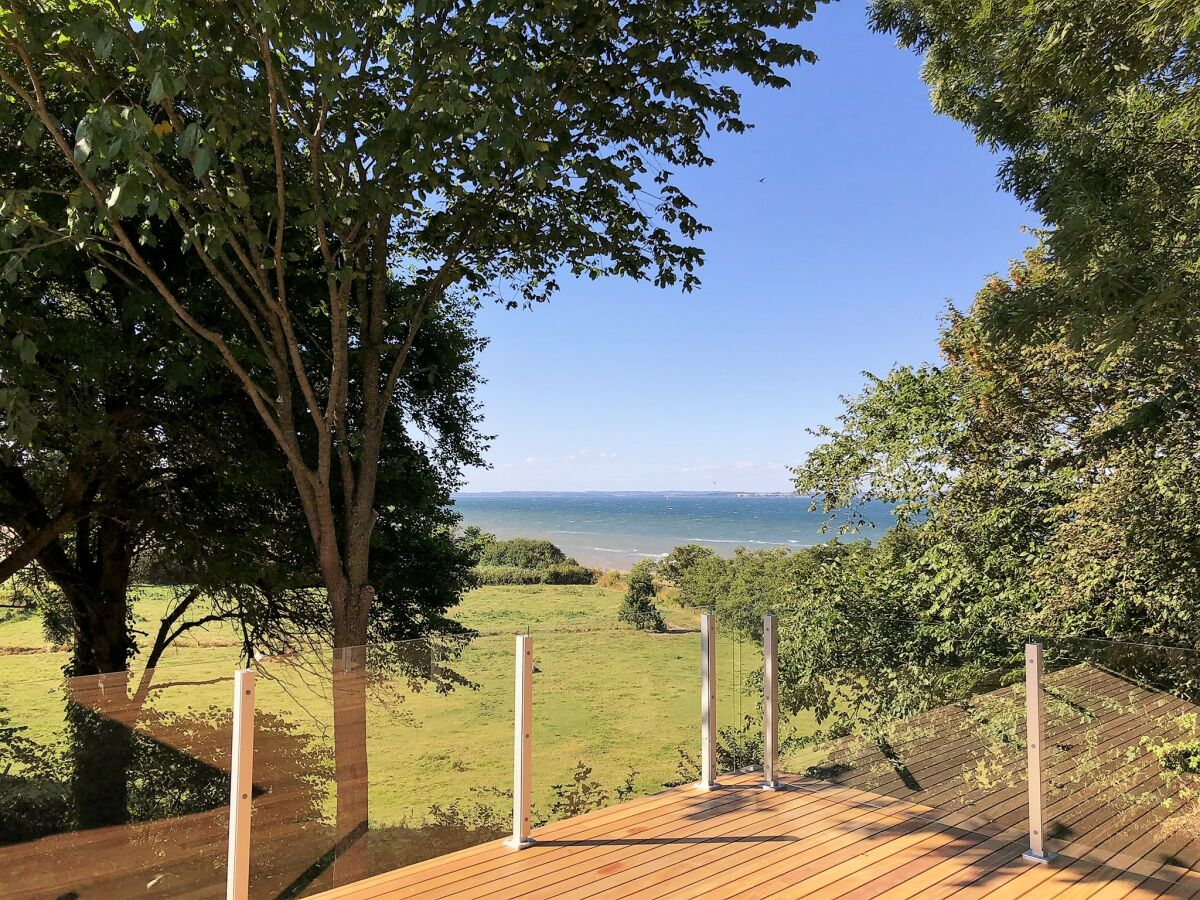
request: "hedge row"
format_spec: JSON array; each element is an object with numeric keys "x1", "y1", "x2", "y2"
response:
[{"x1": 474, "y1": 564, "x2": 598, "y2": 586}]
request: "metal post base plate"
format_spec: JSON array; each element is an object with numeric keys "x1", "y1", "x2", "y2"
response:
[
  {"x1": 1022, "y1": 849, "x2": 1056, "y2": 865},
  {"x1": 505, "y1": 837, "x2": 536, "y2": 850},
  {"x1": 695, "y1": 780, "x2": 720, "y2": 791},
  {"x1": 761, "y1": 780, "x2": 782, "y2": 791}
]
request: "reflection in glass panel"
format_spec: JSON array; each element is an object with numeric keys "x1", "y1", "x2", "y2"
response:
[
  {"x1": 0, "y1": 659, "x2": 236, "y2": 897},
  {"x1": 774, "y1": 613, "x2": 1028, "y2": 839},
  {"x1": 244, "y1": 634, "x2": 514, "y2": 897},
  {"x1": 1041, "y1": 638, "x2": 1200, "y2": 883}
]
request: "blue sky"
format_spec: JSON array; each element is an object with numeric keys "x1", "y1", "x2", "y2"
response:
[{"x1": 462, "y1": 1, "x2": 1036, "y2": 493}]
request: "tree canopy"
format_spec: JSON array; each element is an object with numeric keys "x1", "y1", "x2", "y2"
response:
[
  {"x1": 870, "y1": 0, "x2": 1200, "y2": 374},
  {"x1": 0, "y1": 0, "x2": 832, "y2": 652}
]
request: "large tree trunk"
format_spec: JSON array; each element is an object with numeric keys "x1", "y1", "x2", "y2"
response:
[{"x1": 47, "y1": 514, "x2": 135, "y2": 676}]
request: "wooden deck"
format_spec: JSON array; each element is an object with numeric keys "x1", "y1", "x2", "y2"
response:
[
  {"x1": 803, "y1": 664, "x2": 1200, "y2": 881},
  {"x1": 313, "y1": 771, "x2": 1200, "y2": 899}
]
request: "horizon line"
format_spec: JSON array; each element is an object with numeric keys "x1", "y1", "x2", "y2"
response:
[{"x1": 454, "y1": 489, "x2": 806, "y2": 496}]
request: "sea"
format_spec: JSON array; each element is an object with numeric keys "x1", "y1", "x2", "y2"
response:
[{"x1": 452, "y1": 491, "x2": 893, "y2": 569}]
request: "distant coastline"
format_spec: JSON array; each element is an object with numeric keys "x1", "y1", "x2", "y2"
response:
[
  {"x1": 454, "y1": 490, "x2": 806, "y2": 498},
  {"x1": 452, "y1": 491, "x2": 885, "y2": 570}
]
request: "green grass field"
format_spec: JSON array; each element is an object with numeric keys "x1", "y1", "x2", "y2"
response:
[{"x1": 0, "y1": 584, "x2": 815, "y2": 830}]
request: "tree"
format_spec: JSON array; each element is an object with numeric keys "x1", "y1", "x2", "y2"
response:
[
  {"x1": 0, "y1": 238, "x2": 486, "y2": 846},
  {"x1": 0, "y1": 232, "x2": 487, "y2": 677},
  {"x1": 656, "y1": 544, "x2": 716, "y2": 587},
  {"x1": 0, "y1": 247, "x2": 279, "y2": 676},
  {"x1": 477, "y1": 537, "x2": 569, "y2": 569},
  {"x1": 869, "y1": 0, "x2": 1200, "y2": 377},
  {"x1": 617, "y1": 558, "x2": 665, "y2": 632},
  {"x1": 0, "y1": 0, "x2": 831, "y2": 657},
  {"x1": 793, "y1": 250, "x2": 1200, "y2": 686},
  {"x1": 0, "y1": 6, "x2": 829, "y2": 878}
]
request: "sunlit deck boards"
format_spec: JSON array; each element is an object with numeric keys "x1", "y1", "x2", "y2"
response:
[{"x1": 313, "y1": 772, "x2": 1196, "y2": 899}]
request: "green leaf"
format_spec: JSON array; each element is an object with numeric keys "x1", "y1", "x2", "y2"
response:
[
  {"x1": 86, "y1": 268, "x2": 107, "y2": 291},
  {"x1": 11, "y1": 333, "x2": 35, "y2": 364},
  {"x1": 20, "y1": 119, "x2": 43, "y2": 150},
  {"x1": 178, "y1": 123, "x2": 198, "y2": 156},
  {"x1": 148, "y1": 73, "x2": 169, "y2": 104},
  {"x1": 193, "y1": 145, "x2": 212, "y2": 179}
]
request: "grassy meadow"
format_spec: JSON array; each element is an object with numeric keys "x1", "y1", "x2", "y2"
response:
[{"x1": 0, "y1": 583, "x2": 817, "y2": 834}]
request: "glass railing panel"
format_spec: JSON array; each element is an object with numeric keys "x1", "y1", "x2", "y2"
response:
[
  {"x1": 1041, "y1": 637, "x2": 1200, "y2": 888},
  {"x1": 247, "y1": 645, "x2": 337, "y2": 898},
  {"x1": 365, "y1": 634, "x2": 513, "y2": 875},
  {"x1": 0, "y1": 650, "x2": 238, "y2": 898},
  {"x1": 248, "y1": 634, "x2": 520, "y2": 897},
  {"x1": 775, "y1": 614, "x2": 1027, "y2": 841},
  {"x1": 715, "y1": 622, "x2": 762, "y2": 776},
  {"x1": 529, "y1": 625, "x2": 696, "y2": 828}
]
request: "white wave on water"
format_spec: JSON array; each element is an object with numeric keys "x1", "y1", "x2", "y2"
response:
[
  {"x1": 686, "y1": 537, "x2": 790, "y2": 546},
  {"x1": 592, "y1": 547, "x2": 668, "y2": 558}
]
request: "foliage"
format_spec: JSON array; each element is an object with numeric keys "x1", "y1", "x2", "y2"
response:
[
  {"x1": 673, "y1": 543, "x2": 864, "y2": 638},
  {"x1": 420, "y1": 796, "x2": 509, "y2": 845},
  {"x1": 666, "y1": 719, "x2": 767, "y2": 784},
  {"x1": 714, "y1": 717, "x2": 765, "y2": 773},
  {"x1": 545, "y1": 761, "x2": 637, "y2": 823},
  {"x1": 0, "y1": 213, "x2": 315, "y2": 673},
  {"x1": 0, "y1": 241, "x2": 485, "y2": 671},
  {"x1": 870, "y1": 0, "x2": 1200, "y2": 375},
  {"x1": 0, "y1": 704, "x2": 69, "y2": 842},
  {"x1": 798, "y1": 249, "x2": 1200, "y2": 651},
  {"x1": 655, "y1": 544, "x2": 717, "y2": 586},
  {"x1": 617, "y1": 558, "x2": 665, "y2": 632},
  {"x1": 469, "y1": 535, "x2": 597, "y2": 586},
  {"x1": 595, "y1": 569, "x2": 627, "y2": 590},
  {"x1": 477, "y1": 537, "x2": 569, "y2": 570},
  {"x1": 865, "y1": 3, "x2": 1200, "y2": 652},
  {"x1": 473, "y1": 564, "x2": 597, "y2": 587},
  {"x1": 782, "y1": 252, "x2": 1200, "y2": 736},
  {"x1": 0, "y1": 0, "x2": 831, "y2": 653},
  {"x1": 460, "y1": 527, "x2": 496, "y2": 565}
]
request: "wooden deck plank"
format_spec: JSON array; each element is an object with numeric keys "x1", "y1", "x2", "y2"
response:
[
  {"x1": 312, "y1": 772, "x2": 1183, "y2": 900},
  {"x1": 505, "y1": 784, "x2": 888, "y2": 900},
  {"x1": 458, "y1": 782, "x2": 842, "y2": 899},
  {"x1": 867, "y1": 833, "x2": 1029, "y2": 900},
  {"x1": 321, "y1": 772, "x2": 763, "y2": 900},
  {"x1": 832, "y1": 827, "x2": 995, "y2": 900},
  {"x1": 588, "y1": 797, "x2": 916, "y2": 900}
]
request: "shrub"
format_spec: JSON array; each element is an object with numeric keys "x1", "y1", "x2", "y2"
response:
[
  {"x1": 474, "y1": 566, "x2": 546, "y2": 586},
  {"x1": 474, "y1": 564, "x2": 597, "y2": 586},
  {"x1": 663, "y1": 719, "x2": 765, "y2": 785},
  {"x1": 546, "y1": 762, "x2": 637, "y2": 823},
  {"x1": 657, "y1": 544, "x2": 717, "y2": 586},
  {"x1": 461, "y1": 526, "x2": 497, "y2": 564},
  {"x1": 543, "y1": 564, "x2": 598, "y2": 585},
  {"x1": 478, "y1": 537, "x2": 568, "y2": 569},
  {"x1": 618, "y1": 559, "x2": 665, "y2": 631},
  {"x1": 596, "y1": 569, "x2": 627, "y2": 590}
]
